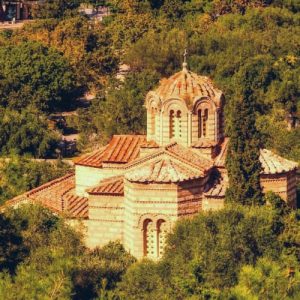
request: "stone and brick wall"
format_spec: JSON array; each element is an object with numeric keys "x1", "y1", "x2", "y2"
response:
[{"x1": 84, "y1": 194, "x2": 124, "y2": 248}]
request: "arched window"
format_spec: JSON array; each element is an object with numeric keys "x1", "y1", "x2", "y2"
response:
[
  {"x1": 198, "y1": 108, "x2": 209, "y2": 138},
  {"x1": 151, "y1": 108, "x2": 156, "y2": 135},
  {"x1": 203, "y1": 109, "x2": 208, "y2": 137},
  {"x1": 198, "y1": 110, "x2": 202, "y2": 138},
  {"x1": 176, "y1": 110, "x2": 182, "y2": 138},
  {"x1": 157, "y1": 219, "x2": 167, "y2": 258},
  {"x1": 169, "y1": 110, "x2": 175, "y2": 139},
  {"x1": 143, "y1": 219, "x2": 156, "y2": 258}
]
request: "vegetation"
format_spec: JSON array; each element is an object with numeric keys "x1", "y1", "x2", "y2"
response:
[
  {"x1": 1, "y1": 201, "x2": 300, "y2": 299},
  {"x1": 0, "y1": 157, "x2": 71, "y2": 205}
]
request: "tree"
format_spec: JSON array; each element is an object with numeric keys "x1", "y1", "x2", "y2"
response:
[
  {"x1": 0, "y1": 108, "x2": 59, "y2": 157},
  {"x1": 225, "y1": 68, "x2": 263, "y2": 206},
  {"x1": 0, "y1": 156, "x2": 70, "y2": 204},
  {"x1": 231, "y1": 257, "x2": 300, "y2": 299},
  {"x1": 0, "y1": 41, "x2": 78, "y2": 112},
  {"x1": 0, "y1": 214, "x2": 24, "y2": 274},
  {"x1": 79, "y1": 70, "x2": 160, "y2": 142},
  {"x1": 31, "y1": 0, "x2": 82, "y2": 19}
]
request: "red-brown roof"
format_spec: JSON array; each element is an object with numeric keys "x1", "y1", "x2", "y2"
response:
[
  {"x1": 204, "y1": 175, "x2": 228, "y2": 198},
  {"x1": 126, "y1": 158, "x2": 203, "y2": 183},
  {"x1": 4, "y1": 173, "x2": 88, "y2": 219},
  {"x1": 260, "y1": 149, "x2": 298, "y2": 175},
  {"x1": 75, "y1": 135, "x2": 147, "y2": 168},
  {"x1": 154, "y1": 69, "x2": 223, "y2": 109},
  {"x1": 166, "y1": 143, "x2": 213, "y2": 172},
  {"x1": 214, "y1": 138, "x2": 298, "y2": 174},
  {"x1": 192, "y1": 139, "x2": 218, "y2": 148},
  {"x1": 87, "y1": 176, "x2": 124, "y2": 196}
]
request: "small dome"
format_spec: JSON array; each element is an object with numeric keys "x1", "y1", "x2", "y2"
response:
[{"x1": 154, "y1": 68, "x2": 223, "y2": 109}]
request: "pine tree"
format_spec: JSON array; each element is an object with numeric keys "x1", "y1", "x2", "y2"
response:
[{"x1": 225, "y1": 88, "x2": 264, "y2": 206}]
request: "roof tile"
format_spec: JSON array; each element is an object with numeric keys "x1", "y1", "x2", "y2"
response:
[{"x1": 75, "y1": 135, "x2": 147, "y2": 168}]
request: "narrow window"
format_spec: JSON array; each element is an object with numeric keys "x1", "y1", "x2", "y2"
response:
[
  {"x1": 157, "y1": 220, "x2": 167, "y2": 258},
  {"x1": 143, "y1": 219, "x2": 155, "y2": 258},
  {"x1": 176, "y1": 110, "x2": 182, "y2": 138},
  {"x1": 151, "y1": 108, "x2": 156, "y2": 135},
  {"x1": 169, "y1": 110, "x2": 175, "y2": 139},
  {"x1": 203, "y1": 109, "x2": 208, "y2": 137},
  {"x1": 198, "y1": 110, "x2": 202, "y2": 138}
]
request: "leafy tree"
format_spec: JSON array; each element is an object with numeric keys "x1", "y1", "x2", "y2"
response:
[
  {"x1": 79, "y1": 70, "x2": 160, "y2": 143},
  {"x1": 0, "y1": 41, "x2": 78, "y2": 112},
  {"x1": 0, "y1": 156, "x2": 70, "y2": 204},
  {"x1": 31, "y1": 0, "x2": 82, "y2": 19},
  {"x1": 0, "y1": 108, "x2": 59, "y2": 157},
  {"x1": 225, "y1": 69, "x2": 263, "y2": 206},
  {"x1": 231, "y1": 257, "x2": 300, "y2": 299},
  {"x1": 0, "y1": 214, "x2": 24, "y2": 274}
]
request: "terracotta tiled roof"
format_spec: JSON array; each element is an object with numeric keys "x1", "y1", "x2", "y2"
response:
[
  {"x1": 192, "y1": 139, "x2": 218, "y2": 148},
  {"x1": 204, "y1": 175, "x2": 228, "y2": 198},
  {"x1": 140, "y1": 140, "x2": 160, "y2": 148},
  {"x1": 214, "y1": 138, "x2": 229, "y2": 167},
  {"x1": 260, "y1": 149, "x2": 298, "y2": 175},
  {"x1": 87, "y1": 176, "x2": 124, "y2": 196},
  {"x1": 4, "y1": 173, "x2": 88, "y2": 219},
  {"x1": 63, "y1": 192, "x2": 89, "y2": 218},
  {"x1": 154, "y1": 69, "x2": 223, "y2": 109},
  {"x1": 166, "y1": 143, "x2": 213, "y2": 172},
  {"x1": 214, "y1": 138, "x2": 298, "y2": 174},
  {"x1": 75, "y1": 135, "x2": 147, "y2": 168},
  {"x1": 126, "y1": 158, "x2": 203, "y2": 183}
]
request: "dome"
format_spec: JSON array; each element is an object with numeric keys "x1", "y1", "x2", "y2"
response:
[{"x1": 151, "y1": 66, "x2": 223, "y2": 110}]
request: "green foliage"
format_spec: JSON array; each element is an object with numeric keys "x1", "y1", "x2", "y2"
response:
[
  {"x1": 225, "y1": 74, "x2": 263, "y2": 205},
  {"x1": 0, "y1": 41, "x2": 78, "y2": 112},
  {"x1": 31, "y1": 0, "x2": 82, "y2": 19},
  {"x1": 0, "y1": 108, "x2": 59, "y2": 158},
  {"x1": 0, "y1": 214, "x2": 24, "y2": 274},
  {"x1": 231, "y1": 257, "x2": 300, "y2": 299},
  {"x1": 0, "y1": 156, "x2": 71, "y2": 204},
  {"x1": 117, "y1": 205, "x2": 290, "y2": 299},
  {"x1": 0, "y1": 205, "x2": 135, "y2": 300},
  {"x1": 79, "y1": 70, "x2": 160, "y2": 142}
]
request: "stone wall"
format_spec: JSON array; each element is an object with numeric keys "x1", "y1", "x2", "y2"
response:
[
  {"x1": 84, "y1": 194, "x2": 124, "y2": 248},
  {"x1": 260, "y1": 171, "x2": 297, "y2": 207},
  {"x1": 177, "y1": 179, "x2": 204, "y2": 217},
  {"x1": 75, "y1": 165, "x2": 124, "y2": 196},
  {"x1": 123, "y1": 180, "x2": 178, "y2": 258}
]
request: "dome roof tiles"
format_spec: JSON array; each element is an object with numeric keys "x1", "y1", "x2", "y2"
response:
[{"x1": 154, "y1": 69, "x2": 223, "y2": 109}]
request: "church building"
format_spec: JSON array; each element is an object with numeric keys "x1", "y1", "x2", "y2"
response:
[{"x1": 6, "y1": 61, "x2": 298, "y2": 259}]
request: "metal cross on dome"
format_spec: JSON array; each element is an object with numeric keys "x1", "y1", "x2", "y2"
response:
[{"x1": 183, "y1": 49, "x2": 188, "y2": 63}]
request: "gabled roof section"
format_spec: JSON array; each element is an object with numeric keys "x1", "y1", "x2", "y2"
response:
[
  {"x1": 204, "y1": 174, "x2": 228, "y2": 198},
  {"x1": 75, "y1": 135, "x2": 147, "y2": 168},
  {"x1": 214, "y1": 138, "x2": 298, "y2": 175},
  {"x1": 4, "y1": 173, "x2": 88, "y2": 219},
  {"x1": 87, "y1": 176, "x2": 124, "y2": 196},
  {"x1": 125, "y1": 142, "x2": 214, "y2": 175},
  {"x1": 260, "y1": 149, "x2": 298, "y2": 175},
  {"x1": 126, "y1": 158, "x2": 203, "y2": 183}
]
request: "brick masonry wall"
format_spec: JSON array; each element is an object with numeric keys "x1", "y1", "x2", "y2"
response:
[
  {"x1": 123, "y1": 180, "x2": 179, "y2": 258},
  {"x1": 84, "y1": 195, "x2": 124, "y2": 248},
  {"x1": 260, "y1": 171, "x2": 297, "y2": 207},
  {"x1": 75, "y1": 165, "x2": 124, "y2": 196}
]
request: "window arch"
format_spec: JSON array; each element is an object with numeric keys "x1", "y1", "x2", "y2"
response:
[
  {"x1": 143, "y1": 219, "x2": 156, "y2": 258},
  {"x1": 150, "y1": 107, "x2": 156, "y2": 135},
  {"x1": 198, "y1": 110, "x2": 202, "y2": 138},
  {"x1": 157, "y1": 219, "x2": 167, "y2": 258},
  {"x1": 203, "y1": 109, "x2": 208, "y2": 137},
  {"x1": 169, "y1": 110, "x2": 175, "y2": 138},
  {"x1": 198, "y1": 108, "x2": 209, "y2": 138},
  {"x1": 176, "y1": 110, "x2": 182, "y2": 139}
]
